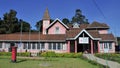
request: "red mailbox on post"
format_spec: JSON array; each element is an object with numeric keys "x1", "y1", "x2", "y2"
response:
[{"x1": 11, "y1": 43, "x2": 17, "y2": 63}]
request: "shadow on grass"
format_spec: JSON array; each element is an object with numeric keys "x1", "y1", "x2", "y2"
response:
[
  {"x1": 17, "y1": 59, "x2": 27, "y2": 63},
  {"x1": 10, "y1": 59, "x2": 27, "y2": 63}
]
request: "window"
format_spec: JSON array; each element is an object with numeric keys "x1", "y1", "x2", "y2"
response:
[
  {"x1": 28, "y1": 43, "x2": 31, "y2": 49},
  {"x1": 48, "y1": 43, "x2": 52, "y2": 50},
  {"x1": 32, "y1": 43, "x2": 36, "y2": 49},
  {"x1": 100, "y1": 43, "x2": 103, "y2": 50},
  {"x1": 57, "y1": 43, "x2": 61, "y2": 50},
  {"x1": 109, "y1": 43, "x2": 112, "y2": 49},
  {"x1": 48, "y1": 43, "x2": 65, "y2": 50},
  {"x1": 37, "y1": 43, "x2": 45, "y2": 50},
  {"x1": 0, "y1": 43, "x2": 2, "y2": 48},
  {"x1": 104, "y1": 43, "x2": 108, "y2": 49},
  {"x1": 23, "y1": 43, "x2": 27, "y2": 49},
  {"x1": 53, "y1": 43, "x2": 56, "y2": 50},
  {"x1": 5, "y1": 43, "x2": 10, "y2": 48},
  {"x1": 41, "y1": 43, "x2": 45, "y2": 49},
  {"x1": 37, "y1": 43, "x2": 40, "y2": 49},
  {"x1": 55, "y1": 27, "x2": 59, "y2": 34}
]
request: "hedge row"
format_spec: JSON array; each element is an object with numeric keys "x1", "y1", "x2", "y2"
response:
[
  {"x1": 0, "y1": 52, "x2": 30, "y2": 57},
  {"x1": 40, "y1": 51, "x2": 82, "y2": 58},
  {"x1": 0, "y1": 51, "x2": 82, "y2": 58}
]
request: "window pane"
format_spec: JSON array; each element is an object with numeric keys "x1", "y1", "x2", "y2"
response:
[
  {"x1": 55, "y1": 27, "x2": 59, "y2": 34},
  {"x1": 53, "y1": 43, "x2": 56, "y2": 50},
  {"x1": 109, "y1": 43, "x2": 112, "y2": 49},
  {"x1": 41, "y1": 43, "x2": 45, "y2": 49},
  {"x1": 5, "y1": 43, "x2": 10, "y2": 48},
  {"x1": 23, "y1": 43, "x2": 27, "y2": 49},
  {"x1": 32, "y1": 43, "x2": 36, "y2": 49},
  {"x1": 104, "y1": 43, "x2": 108, "y2": 48},
  {"x1": 0, "y1": 43, "x2": 2, "y2": 48},
  {"x1": 37, "y1": 43, "x2": 40, "y2": 49},
  {"x1": 28, "y1": 43, "x2": 31, "y2": 49},
  {"x1": 57, "y1": 43, "x2": 61, "y2": 50},
  {"x1": 48, "y1": 43, "x2": 52, "y2": 49}
]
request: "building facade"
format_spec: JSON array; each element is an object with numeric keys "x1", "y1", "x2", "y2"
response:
[{"x1": 0, "y1": 9, "x2": 116, "y2": 54}]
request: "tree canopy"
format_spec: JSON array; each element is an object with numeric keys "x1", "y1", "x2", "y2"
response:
[
  {"x1": 0, "y1": 9, "x2": 90, "y2": 34},
  {"x1": 0, "y1": 9, "x2": 31, "y2": 34},
  {"x1": 71, "y1": 9, "x2": 89, "y2": 24}
]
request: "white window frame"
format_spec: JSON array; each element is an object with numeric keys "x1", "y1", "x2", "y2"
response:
[{"x1": 55, "y1": 27, "x2": 59, "y2": 34}]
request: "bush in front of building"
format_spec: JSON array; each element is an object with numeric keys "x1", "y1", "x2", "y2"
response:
[
  {"x1": 40, "y1": 51, "x2": 56, "y2": 57},
  {"x1": 0, "y1": 52, "x2": 31, "y2": 57},
  {"x1": 0, "y1": 52, "x2": 11, "y2": 56},
  {"x1": 40, "y1": 51, "x2": 83, "y2": 58},
  {"x1": 17, "y1": 52, "x2": 31, "y2": 57}
]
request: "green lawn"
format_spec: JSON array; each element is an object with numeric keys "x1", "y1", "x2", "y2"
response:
[{"x1": 0, "y1": 56, "x2": 100, "y2": 68}]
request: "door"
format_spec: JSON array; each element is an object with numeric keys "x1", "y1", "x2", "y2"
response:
[{"x1": 70, "y1": 41, "x2": 75, "y2": 52}]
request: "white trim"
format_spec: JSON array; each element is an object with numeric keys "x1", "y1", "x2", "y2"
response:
[
  {"x1": 67, "y1": 29, "x2": 101, "y2": 40},
  {"x1": 75, "y1": 29, "x2": 94, "y2": 39},
  {"x1": 47, "y1": 18, "x2": 69, "y2": 29}
]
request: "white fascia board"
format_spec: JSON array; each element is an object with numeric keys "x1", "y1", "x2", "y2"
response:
[{"x1": 47, "y1": 18, "x2": 69, "y2": 29}]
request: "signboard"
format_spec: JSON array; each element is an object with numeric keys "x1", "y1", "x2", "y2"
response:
[{"x1": 79, "y1": 37, "x2": 89, "y2": 44}]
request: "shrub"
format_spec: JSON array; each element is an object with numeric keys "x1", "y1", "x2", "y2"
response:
[
  {"x1": 63, "y1": 53, "x2": 74, "y2": 58},
  {"x1": 40, "y1": 51, "x2": 83, "y2": 58},
  {"x1": 73, "y1": 52, "x2": 82, "y2": 58},
  {"x1": 55, "y1": 53, "x2": 64, "y2": 57},
  {"x1": 17, "y1": 52, "x2": 30, "y2": 57},
  {"x1": 41, "y1": 51, "x2": 56, "y2": 57},
  {"x1": 0, "y1": 52, "x2": 11, "y2": 56}
]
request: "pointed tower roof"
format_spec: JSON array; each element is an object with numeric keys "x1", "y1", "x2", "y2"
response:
[{"x1": 43, "y1": 8, "x2": 50, "y2": 20}]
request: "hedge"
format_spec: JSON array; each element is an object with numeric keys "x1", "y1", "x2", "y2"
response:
[
  {"x1": 40, "y1": 51, "x2": 82, "y2": 58},
  {"x1": 0, "y1": 52, "x2": 30, "y2": 57}
]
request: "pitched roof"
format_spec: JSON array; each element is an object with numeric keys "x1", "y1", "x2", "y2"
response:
[
  {"x1": 47, "y1": 18, "x2": 69, "y2": 29},
  {"x1": 0, "y1": 33, "x2": 66, "y2": 42},
  {"x1": 87, "y1": 21, "x2": 109, "y2": 29},
  {"x1": 100, "y1": 34, "x2": 115, "y2": 41},
  {"x1": 43, "y1": 8, "x2": 50, "y2": 20},
  {"x1": 87, "y1": 30, "x2": 100, "y2": 38}
]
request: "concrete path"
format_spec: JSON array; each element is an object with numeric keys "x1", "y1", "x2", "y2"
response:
[{"x1": 83, "y1": 54, "x2": 120, "y2": 68}]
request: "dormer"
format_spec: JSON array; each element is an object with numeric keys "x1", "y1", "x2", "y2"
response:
[
  {"x1": 73, "y1": 22, "x2": 79, "y2": 28},
  {"x1": 42, "y1": 8, "x2": 50, "y2": 34},
  {"x1": 47, "y1": 18, "x2": 69, "y2": 34}
]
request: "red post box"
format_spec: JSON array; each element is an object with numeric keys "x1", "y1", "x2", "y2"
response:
[{"x1": 11, "y1": 46, "x2": 17, "y2": 62}]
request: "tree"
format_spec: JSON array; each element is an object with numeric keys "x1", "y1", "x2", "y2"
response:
[
  {"x1": 35, "y1": 19, "x2": 54, "y2": 32},
  {"x1": 18, "y1": 19, "x2": 31, "y2": 32},
  {"x1": 0, "y1": 18, "x2": 6, "y2": 34},
  {"x1": 0, "y1": 9, "x2": 31, "y2": 34},
  {"x1": 71, "y1": 9, "x2": 89, "y2": 24},
  {"x1": 2, "y1": 9, "x2": 18, "y2": 33},
  {"x1": 62, "y1": 18, "x2": 70, "y2": 25}
]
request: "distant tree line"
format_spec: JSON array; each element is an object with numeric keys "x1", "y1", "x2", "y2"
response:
[{"x1": 0, "y1": 9, "x2": 89, "y2": 34}]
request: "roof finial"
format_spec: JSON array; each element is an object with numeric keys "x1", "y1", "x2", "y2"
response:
[{"x1": 43, "y1": 7, "x2": 50, "y2": 20}]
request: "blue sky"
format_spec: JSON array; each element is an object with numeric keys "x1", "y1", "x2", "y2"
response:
[{"x1": 0, "y1": 0, "x2": 120, "y2": 36}]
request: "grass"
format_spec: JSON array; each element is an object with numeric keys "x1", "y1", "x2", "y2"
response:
[
  {"x1": 95, "y1": 53, "x2": 120, "y2": 63},
  {"x1": 0, "y1": 56, "x2": 100, "y2": 68}
]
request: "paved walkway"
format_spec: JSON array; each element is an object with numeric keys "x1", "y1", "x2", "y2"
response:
[{"x1": 83, "y1": 54, "x2": 120, "y2": 68}]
